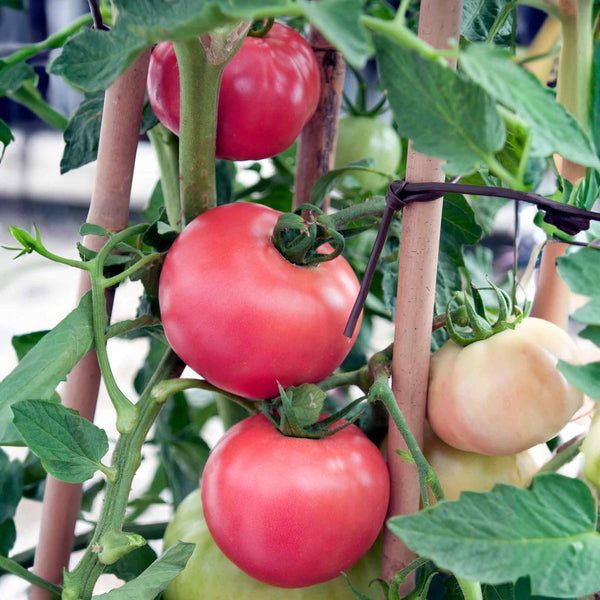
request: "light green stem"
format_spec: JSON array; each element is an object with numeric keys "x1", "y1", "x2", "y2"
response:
[
  {"x1": 63, "y1": 350, "x2": 183, "y2": 600},
  {"x1": 557, "y1": 1, "x2": 594, "y2": 131},
  {"x1": 172, "y1": 39, "x2": 226, "y2": 223},
  {"x1": 147, "y1": 124, "x2": 182, "y2": 228},
  {"x1": 457, "y1": 577, "x2": 484, "y2": 600},
  {"x1": 361, "y1": 15, "x2": 459, "y2": 61},
  {"x1": 8, "y1": 88, "x2": 68, "y2": 131},
  {"x1": 0, "y1": 555, "x2": 62, "y2": 598}
]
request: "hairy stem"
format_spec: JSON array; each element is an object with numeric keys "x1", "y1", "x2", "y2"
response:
[
  {"x1": 0, "y1": 556, "x2": 61, "y2": 598},
  {"x1": 63, "y1": 350, "x2": 183, "y2": 600}
]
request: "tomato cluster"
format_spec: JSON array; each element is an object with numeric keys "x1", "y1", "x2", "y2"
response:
[{"x1": 147, "y1": 22, "x2": 320, "y2": 161}]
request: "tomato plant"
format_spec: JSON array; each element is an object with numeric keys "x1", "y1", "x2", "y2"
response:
[
  {"x1": 163, "y1": 488, "x2": 382, "y2": 599},
  {"x1": 147, "y1": 22, "x2": 320, "y2": 161},
  {"x1": 334, "y1": 116, "x2": 402, "y2": 192},
  {"x1": 159, "y1": 202, "x2": 361, "y2": 400},
  {"x1": 200, "y1": 413, "x2": 390, "y2": 588},
  {"x1": 427, "y1": 317, "x2": 584, "y2": 456},
  {"x1": 422, "y1": 424, "x2": 551, "y2": 502}
]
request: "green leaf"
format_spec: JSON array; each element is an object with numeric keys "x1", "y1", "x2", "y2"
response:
[
  {"x1": 310, "y1": 159, "x2": 376, "y2": 207},
  {"x1": 0, "y1": 293, "x2": 95, "y2": 445},
  {"x1": 0, "y1": 118, "x2": 13, "y2": 161},
  {"x1": 572, "y1": 299, "x2": 600, "y2": 325},
  {"x1": 459, "y1": 45, "x2": 600, "y2": 169},
  {"x1": 61, "y1": 92, "x2": 104, "y2": 174},
  {"x1": 461, "y1": 0, "x2": 515, "y2": 45},
  {"x1": 387, "y1": 474, "x2": 600, "y2": 598},
  {"x1": 374, "y1": 35, "x2": 505, "y2": 175},
  {"x1": 286, "y1": 384, "x2": 327, "y2": 428},
  {"x1": 557, "y1": 360, "x2": 600, "y2": 401},
  {"x1": 0, "y1": 449, "x2": 23, "y2": 523},
  {"x1": 303, "y1": 0, "x2": 370, "y2": 68},
  {"x1": 557, "y1": 248, "x2": 600, "y2": 298},
  {"x1": 12, "y1": 400, "x2": 110, "y2": 483},
  {"x1": 579, "y1": 325, "x2": 600, "y2": 347},
  {"x1": 49, "y1": 20, "x2": 148, "y2": 92},
  {"x1": 0, "y1": 61, "x2": 35, "y2": 94},
  {"x1": 436, "y1": 194, "x2": 482, "y2": 313},
  {"x1": 105, "y1": 544, "x2": 158, "y2": 582},
  {"x1": 94, "y1": 541, "x2": 195, "y2": 600},
  {"x1": 80, "y1": 222, "x2": 111, "y2": 237},
  {"x1": 0, "y1": 519, "x2": 16, "y2": 556},
  {"x1": 115, "y1": 0, "x2": 284, "y2": 42},
  {"x1": 11, "y1": 331, "x2": 49, "y2": 361}
]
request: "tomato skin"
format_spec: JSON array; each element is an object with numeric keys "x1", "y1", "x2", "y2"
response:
[
  {"x1": 200, "y1": 414, "x2": 390, "y2": 589},
  {"x1": 422, "y1": 423, "x2": 551, "y2": 502},
  {"x1": 427, "y1": 317, "x2": 583, "y2": 456},
  {"x1": 163, "y1": 489, "x2": 382, "y2": 600},
  {"x1": 334, "y1": 116, "x2": 402, "y2": 192},
  {"x1": 147, "y1": 23, "x2": 320, "y2": 161},
  {"x1": 159, "y1": 202, "x2": 361, "y2": 400}
]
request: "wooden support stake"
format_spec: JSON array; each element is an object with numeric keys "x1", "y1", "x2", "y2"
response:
[
  {"x1": 382, "y1": 0, "x2": 463, "y2": 584},
  {"x1": 293, "y1": 26, "x2": 345, "y2": 211},
  {"x1": 30, "y1": 48, "x2": 151, "y2": 599}
]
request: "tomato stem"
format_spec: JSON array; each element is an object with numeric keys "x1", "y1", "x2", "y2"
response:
[
  {"x1": 63, "y1": 349, "x2": 184, "y2": 600},
  {"x1": 147, "y1": 124, "x2": 182, "y2": 228},
  {"x1": 0, "y1": 555, "x2": 62, "y2": 598},
  {"x1": 247, "y1": 17, "x2": 275, "y2": 37},
  {"x1": 172, "y1": 39, "x2": 226, "y2": 223}
]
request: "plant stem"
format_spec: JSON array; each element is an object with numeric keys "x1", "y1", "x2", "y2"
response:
[
  {"x1": 361, "y1": 15, "x2": 459, "y2": 62},
  {"x1": 151, "y1": 377, "x2": 258, "y2": 414},
  {"x1": 172, "y1": 39, "x2": 226, "y2": 223},
  {"x1": 2, "y1": 12, "x2": 108, "y2": 66},
  {"x1": 326, "y1": 197, "x2": 387, "y2": 229},
  {"x1": 147, "y1": 124, "x2": 182, "y2": 228},
  {"x1": 64, "y1": 350, "x2": 183, "y2": 600},
  {"x1": 8, "y1": 88, "x2": 68, "y2": 131},
  {"x1": 369, "y1": 373, "x2": 445, "y2": 508},
  {"x1": 0, "y1": 556, "x2": 62, "y2": 598}
]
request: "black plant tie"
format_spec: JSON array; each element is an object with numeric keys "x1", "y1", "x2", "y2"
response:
[{"x1": 343, "y1": 177, "x2": 600, "y2": 339}]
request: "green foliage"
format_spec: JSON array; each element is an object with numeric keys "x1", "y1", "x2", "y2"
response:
[
  {"x1": 388, "y1": 474, "x2": 600, "y2": 597},
  {"x1": 461, "y1": 0, "x2": 515, "y2": 45},
  {"x1": 0, "y1": 293, "x2": 94, "y2": 445},
  {"x1": 12, "y1": 400, "x2": 111, "y2": 484},
  {"x1": 374, "y1": 35, "x2": 505, "y2": 175},
  {"x1": 459, "y1": 44, "x2": 600, "y2": 170},
  {"x1": 0, "y1": 61, "x2": 35, "y2": 94},
  {"x1": 0, "y1": 449, "x2": 23, "y2": 556},
  {"x1": 49, "y1": 20, "x2": 149, "y2": 93},
  {"x1": 94, "y1": 542, "x2": 195, "y2": 600}
]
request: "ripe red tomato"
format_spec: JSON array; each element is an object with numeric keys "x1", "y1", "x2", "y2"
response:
[
  {"x1": 158, "y1": 202, "x2": 361, "y2": 399},
  {"x1": 200, "y1": 413, "x2": 390, "y2": 588},
  {"x1": 147, "y1": 23, "x2": 320, "y2": 160}
]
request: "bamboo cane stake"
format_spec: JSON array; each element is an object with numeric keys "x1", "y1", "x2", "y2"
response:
[
  {"x1": 293, "y1": 26, "x2": 345, "y2": 211},
  {"x1": 30, "y1": 48, "x2": 151, "y2": 599},
  {"x1": 382, "y1": 0, "x2": 463, "y2": 584},
  {"x1": 530, "y1": 0, "x2": 592, "y2": 328}
]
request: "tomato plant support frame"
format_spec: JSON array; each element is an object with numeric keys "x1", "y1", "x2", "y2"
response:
[{"x1": 382, "y1": 0, "x2": 464, "y2": 586}]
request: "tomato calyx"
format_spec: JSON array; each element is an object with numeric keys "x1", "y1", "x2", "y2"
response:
[
  {"x1": 262, "y1": 383, "x2": 366, "y2": 438},
  {"x1": 247, "y1": 17, "x2": 275, "y2": 38},
  {"x1": 271, "y1": 204, "x2": 345, "y2": 265},
  {"x1": 445, "y1": 279, "x2": 525, "y2": 346}
]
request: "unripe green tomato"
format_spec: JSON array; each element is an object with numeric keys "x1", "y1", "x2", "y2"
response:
[
  {"x1": 163, "y1": 489, "x2": 382, "y2": 600},
  {"x1": 334, "y1": 116, "x2": 402, "y2": 193},
  {"x1": 422, "y1": 423, "x2": 551, "y2": 502},
  {"x1": 582, "y1": 409, "x2": 600, "y2": 489}
]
